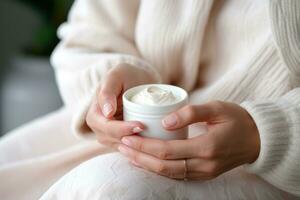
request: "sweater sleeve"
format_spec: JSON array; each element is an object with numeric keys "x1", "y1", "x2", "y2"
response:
[
  {"x1": 241, "y1": 89, "x2": 300, "y2": 196},
  {"x1": 240, "y1": 0, "x2": 300, "y2": 196},
  {"x1": 51, "y1": 0, "x2": 162, "y2": 139}
]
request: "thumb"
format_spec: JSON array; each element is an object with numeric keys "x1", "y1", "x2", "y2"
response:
[
  {"x1": 162, "y1": 101, "x2": 223, "y2": 130},
  {"x1": 97, "y1": 76, "x2": 122, "y2": 118}
]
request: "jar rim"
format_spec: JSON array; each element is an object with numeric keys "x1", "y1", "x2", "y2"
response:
[{"x1": 122, "y1": 84, "x2": 188, "y2": 114}]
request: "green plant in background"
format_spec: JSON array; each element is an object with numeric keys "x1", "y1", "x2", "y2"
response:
[{"x1": 18, "y1": 0, "x2": 73, "y2": 56}]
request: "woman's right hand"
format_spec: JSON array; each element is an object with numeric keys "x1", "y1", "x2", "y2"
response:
[{"x1": 86, "y1": 64, "x2": 157, "y2": 149}]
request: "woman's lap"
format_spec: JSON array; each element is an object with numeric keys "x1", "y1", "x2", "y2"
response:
[
  {"x1": 0, "y1": 108, "x2": 79, "y2": 164},
  {"x1": 0, "y1": 108, "x2": 111, "y2": 200},
  {"x1": 0, "y1": 107, "x2": 297, "y2": 199},
  {"x1": 40, "y1": 152, "x2": 292, "y2": 200}
]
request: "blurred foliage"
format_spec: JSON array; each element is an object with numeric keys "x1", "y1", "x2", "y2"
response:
[{"x1": 18, "y1": 0, "x2": 73, "y2": 56}]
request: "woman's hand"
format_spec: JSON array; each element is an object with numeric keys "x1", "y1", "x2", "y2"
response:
[
  {"x1": 118, "y1": 101, "x2": 260, "y2": 180},
  {"x1": 86, "y1": 64, "x2": 157, "y2": 149}
]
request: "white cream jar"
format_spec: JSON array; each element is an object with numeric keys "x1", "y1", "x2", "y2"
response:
[{"x1": 122, "y1": 84, "x2": 188, "y2": 140}]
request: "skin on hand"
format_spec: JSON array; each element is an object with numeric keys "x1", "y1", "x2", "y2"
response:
[
  {"x1": 118, "y1": 101, "x2": 260, "y2": 180},
  {"x1": 86, "y1": 64, "x2": 156, "y2": 149}
]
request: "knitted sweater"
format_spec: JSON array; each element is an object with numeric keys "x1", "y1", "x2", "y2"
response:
[{"x1": 51, "y1": 0, "x2": 300, "y2": 196}]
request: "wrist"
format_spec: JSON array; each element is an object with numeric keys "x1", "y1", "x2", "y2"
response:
[{"x1": 244, "y1": 108, "x2": 260, "y2": 164}]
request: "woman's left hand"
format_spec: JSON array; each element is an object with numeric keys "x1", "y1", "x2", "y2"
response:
[{"x1": 118, "y1": 101, "x2": 260, "y2": 180}]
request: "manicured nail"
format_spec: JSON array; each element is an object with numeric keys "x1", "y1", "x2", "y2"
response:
[
  {"x1": 162, "y1": 114, "x2": 177, "y2": 127},
  {"x1": 121, "y1": 137, "x2": 132, "y2": 146},
  {"x1": 132, "y1": 127, "x2": 143, "y2": 133},
  {"x1": 118, "y1": 145, "x2": 129, "y2": 156},
  {"x1": 102, "y1": 103, "x2": 113, "y2": 117},
  {"x1": 131, "y1": 160, "x2": 141, "y2": 167}
]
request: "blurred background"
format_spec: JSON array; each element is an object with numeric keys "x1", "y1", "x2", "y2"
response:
[{"x1": 0, "y1": 0, "x2": 73, "y2": 136}]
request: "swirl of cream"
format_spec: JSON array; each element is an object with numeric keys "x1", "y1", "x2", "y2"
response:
[{"x1": 130, "y1": 86, "x2": 177, "y2": 106}]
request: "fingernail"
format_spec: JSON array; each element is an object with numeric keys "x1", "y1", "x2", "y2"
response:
[
  {"x1": 121, "y1": 137, "x2": 132, "y2": 146},
  {"x1": 132, "y1": 127, "x2": 143, "y2": 133},
  {"x1": 131, "y1": 160, "x2": 141, "y2": 167},
  {"x1": 162, "y1": 114, "x2": 177, "y2": 127},
  {"x1": 118, "y1": 145, "x2": 129, "y2": 156},
  {"x1": 102, "y1": 103, "x2": 113, "y2": 117}
]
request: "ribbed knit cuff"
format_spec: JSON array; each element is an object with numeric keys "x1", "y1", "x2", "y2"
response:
[{"x1": 240, "y1": 101, "x2": 291, "y2": 174}]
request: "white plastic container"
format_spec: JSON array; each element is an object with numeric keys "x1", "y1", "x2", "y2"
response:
[{"x1": 122, "y1": 84, "x2": 188, "y2": 140}]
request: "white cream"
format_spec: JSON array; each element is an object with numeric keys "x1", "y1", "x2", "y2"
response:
[
  {"x1": 130, "y1": 86, "x2": 177, "y2": 106},
  {"x1": 123, "y1": 84, "x2": 188, "y2": 140}
]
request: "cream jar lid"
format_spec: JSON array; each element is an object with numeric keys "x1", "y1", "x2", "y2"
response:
[{"x1": 123, "y1": 84, "x2": 188, "y2": 115}]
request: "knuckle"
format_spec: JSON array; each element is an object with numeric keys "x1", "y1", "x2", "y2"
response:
[
  {"x1": 99, "y1": 87, "x2": 110, "y2": 97},
  {"x1": 156, "y1": 162, "x2": 168, "y2": 174},
  {"x1": 206, "y1": 162, "x2": 220, "y2": 175},
  {"x1": 206, "y1": 148, "x2": 217, "y2": 159},
  {"x1": 209, "y1": 100, "x2": 225, "y2": 114},
  {"x1": 184, "y1": 105, "x2": 197, "y2": 121},
  {"x1": 201, "y1": 145, "x2": 218, "y2": 159},
  {"x1": 137, "y1": 140, "x2": 146, "y2": 152},
  {"x1": 98, "y1": 82, "x2": 113, "y2": 98},
  {"x1": 157, "y1": 142, "x2": 170, "y2": 159},
  {"x1": 131, "y1": 153, "x2": 138, "y2": 163},
  {"x1": 108, "y1": 67, "x2": 122, "y2": 79},
  {"x1": 157, "y1": 148, "x2": 168, "y2": 160},
  {"x1": 86, "y1": 107, "x2": 103, "y2": 131}
]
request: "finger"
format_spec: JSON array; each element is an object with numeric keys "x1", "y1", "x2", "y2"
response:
[
  {"x1": 185, "y1": 162, "x2": 223, "y2": 180},
  {"x1": 121, "y1": 135, "x2": 201, "y2": 159},
  {"x1": 186, "y1": 158, "x2": 242, "y2": 181},
  {"x1": 98, "y1": 75, "x2": 122, "y2": 118},
  {"x1": 99, "y1": 118, "x2": 144, "y2": 139},
  {"x1": 185, "y1": 158, "x2": 220, "y2": 174},
  {"x1": 87, "y1": 102, "x2": 144, "y2": 139},
  {"x1": 162, "y1": 101, "x2": 224, "y2": 130},
  {"x1": 94, "y1": 119, "x2": 143, "y2": 139},
  {"x1": 185, "y1": 172, "x2": 217, "y2": 180},
  {"x1": 95, "y1": 134, "x2": 120, "y2": 149},
  {"x1": 118, "y1": 144, "x2": 186, "y2": 179},
  {"x1": 183, "y1": 158, "x2": 220, "y2": 180}
]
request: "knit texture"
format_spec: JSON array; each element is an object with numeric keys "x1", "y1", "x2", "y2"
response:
[
  {"x1": 239, "y1": 1, "x2": 300, "y2": 195},
  {"x1": 50, "y1": 0, "x2": 300, "y2": 196}
]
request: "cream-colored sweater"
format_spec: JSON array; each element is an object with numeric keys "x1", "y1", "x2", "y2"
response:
[{"x1": 51, "y1": 0, "x2": 300, "y2": 196}]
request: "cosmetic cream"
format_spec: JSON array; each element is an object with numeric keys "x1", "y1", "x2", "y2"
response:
[{"x1": 123, "y1": 84, "x2": 188, "y2": 140}]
